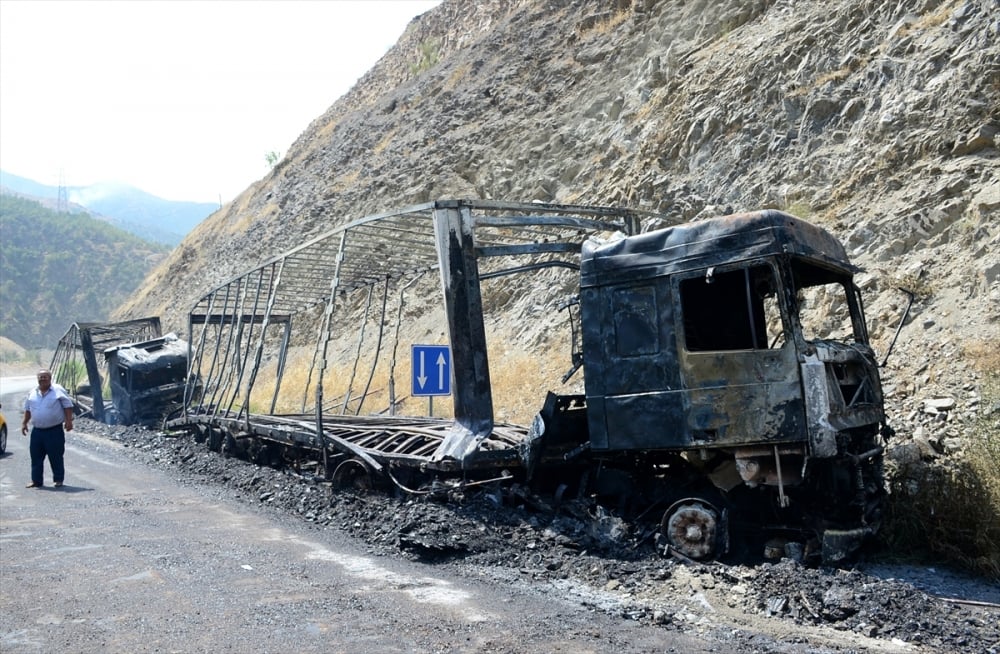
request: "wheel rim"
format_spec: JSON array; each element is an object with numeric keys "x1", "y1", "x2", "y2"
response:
[
  {"x1": 331, "y1": 458, "x2": 373, "y2": 492},
  {"x1": 661, "y1": 499, "x2": 721, "y2": 560}
]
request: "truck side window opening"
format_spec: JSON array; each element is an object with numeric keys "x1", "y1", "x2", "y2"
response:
[
  {"x1": 130, "y1": 363, "x2": 179, "y2": 389},
  {"x1": 790, "y1": 259, "x2": 857, "y2": 343},
  {"x1": 680, "y1": 265, "x2": 783, "y2": 352},
  {"x1": 613, "y1": 285, "x2": 659, "y2": 357}
]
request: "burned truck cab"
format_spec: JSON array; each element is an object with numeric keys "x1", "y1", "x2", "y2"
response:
[
  {"x1": 104, "y1": 333, "x2": 190, "y2": 426},
  {"x1": 578, "y1": 210, "x2": 888, "y2": 560}
]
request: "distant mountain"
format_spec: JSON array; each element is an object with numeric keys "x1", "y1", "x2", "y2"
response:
[
  {"x1": 0, "y1": 170, "x2": 218, "y2": 246},
  {"x1": 0, "y1": 194, "x2": 171, "y2": 348}
]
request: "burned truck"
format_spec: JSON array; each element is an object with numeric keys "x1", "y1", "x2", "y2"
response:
[
  {"x1": 50, "y1": 318, "x2": 192, "y2": 426},
  {"x1": 526, "y1": 210, "x2": 889, "y2": 560},
  {"x1": 102, "y1": 333, "x2": 191, "y2": 425},
  {"x1": 167, "y1": 201, "x2": 892, "y2": 563}
]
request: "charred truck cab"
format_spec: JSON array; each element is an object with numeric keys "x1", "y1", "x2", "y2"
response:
[
  {"x1": 49, "y1": 318, "x2": 194, "y2": 427},
  {"x1": 553, "y1": 210, "x2": 888, "y2": 561},
  {"x1": 104, "y1": 333, "x2": 190, "y2": 425}
]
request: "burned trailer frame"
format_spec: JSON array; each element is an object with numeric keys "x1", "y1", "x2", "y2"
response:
[
  {"x1": 49, "y1": 317, "x2": 166, "y2": 423},
  {"x1": 169, "y1": 200, "x2": 639, "y2": 482},
  {"x1": 169, "y1": 201, "x2": 889, "y2": 563},
  {"x1": 559, "y1": 210, "x2": 890, "y2": 560}
]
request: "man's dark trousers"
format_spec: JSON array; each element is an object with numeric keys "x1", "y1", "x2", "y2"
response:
[{"x1": 29, "y1": 425, "x2": 65, "y2": 486}]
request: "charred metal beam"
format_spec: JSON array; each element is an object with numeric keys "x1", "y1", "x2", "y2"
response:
[
  {"x1": 431, "y1": 203, "x2": 494, "y2": 462},
  {"x1": 78, "y1": 327, "x2": 105, "y2": 423},
  {"x1": 474, "y1": 214, "x2": 629, "y2": 232},
  {"x1": 479, "y1": 260, "x2": 580, "y2": 280},
  {"x1": 476, "y1": 242, "x2": 582, "y2": 258}
]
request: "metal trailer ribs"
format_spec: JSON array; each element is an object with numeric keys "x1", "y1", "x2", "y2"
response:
[
  {"x1": 182, "y1": 411, "x2": 527, "y2": 471},
  {"x1": 50, "y1": 317, "x2": 165, "y2": 421},
  {"x1": 168, "y1": 200, "x2": 641, "y2": 485}
]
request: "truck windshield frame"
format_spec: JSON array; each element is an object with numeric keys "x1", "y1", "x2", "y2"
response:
[{"x1": 787, "y1": 256, "x2": 867, "y2": 346}]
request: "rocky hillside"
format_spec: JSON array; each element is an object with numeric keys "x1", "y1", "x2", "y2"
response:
[{"x1": 118, "y1": 0, "x2": 998, "y2": 455}]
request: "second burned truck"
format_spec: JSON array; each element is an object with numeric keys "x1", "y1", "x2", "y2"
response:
[{"x1": 168, "y1": 201, "x2": 893, "y2": 563}]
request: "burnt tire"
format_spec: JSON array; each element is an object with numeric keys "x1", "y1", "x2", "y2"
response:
[{"x1": 207, "y1": 429, "x2": 223, "y2": 452}]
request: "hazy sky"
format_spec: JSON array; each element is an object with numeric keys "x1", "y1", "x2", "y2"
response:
[{"x1": 0, "y1": 0, "x2": 441, "y2": 203}]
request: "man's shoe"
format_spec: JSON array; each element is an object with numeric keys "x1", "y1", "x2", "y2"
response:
[
  {"x1": 26, "y1": 482, "x2": 42, "y2": 488},
  {"x1": 53, "y1": 482, "x2": 64, "y2": 488}
]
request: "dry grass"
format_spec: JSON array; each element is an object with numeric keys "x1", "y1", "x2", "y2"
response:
[
  {"x1": 891, "y1": 271, "x2": 936, "y2": 301},
  {"x1": 443, "y1": 62, "x2": 471, "y2": 92},
  {"x1": 330, "y1": 169, "x2": 362, "y2": 194},
  {"x1": 632, "y1": 87, "x2": 667, "y2": 124},
  {"x1": 881, "y1": 338, "x2": 1000, "y2": 579},
  {"x1": 813, "y1": 65, "x2": 854, "y2": 88},
  {"x1": 246, "y1": 346, "x2": 434, "y2": 417},
  {"x1": 315, "y1": 116, "x2": 342, "y2": 142},
  {"x1": 909, "y1": 1, "x2": 956, "y2": 33},
  {"x1": 782, "y1": 200, "x2": 814, "y2": 221},
  {"x1": 594, "y1": 8, "x2": 629, "y2": 34},
  {"x1": 787, "y1": 50, "x2": 872, "y2": 98},
  {"x1": 575, "y1": 7, "x2": 630, "y2": 38},
  {"x1": 814, "y1": 1, "x2": 955, "y2": 105},
  {"x1": 241, "y1": 323, "x2": 575, "y2": 426},
  {"x1": 225, "y1": 192, "x2": 275, "y2": 237},
  {"x1": 488, "y1": 347, "x2": 575, "y2": 425}
]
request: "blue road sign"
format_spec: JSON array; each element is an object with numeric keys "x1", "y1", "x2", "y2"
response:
[{"x1": 411, "y1": 344, "x2": 451, "y2": 396}]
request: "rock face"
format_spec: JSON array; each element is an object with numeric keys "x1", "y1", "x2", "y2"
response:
[{"x1": 117, "y1": 0, "x2": 998, "y2": 438}]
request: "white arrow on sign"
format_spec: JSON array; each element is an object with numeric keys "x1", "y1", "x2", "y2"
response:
[
  {"x1": 437, "y1": 352, "x2": 446, "y2": 390},
  {"x1": 417, "y1": 350, "x2": 427, "y2": 388}
]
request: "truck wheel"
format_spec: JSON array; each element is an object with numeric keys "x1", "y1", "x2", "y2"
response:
[
  {"x1": 0, "y1": 424, "x2": 6, "y2": 454},
  {"x1": 660, "y1": 498, "x2": 726, "y2": 560},
  {"x1": 331, "y1": 458, "x2": 373, "y2": 492},
  {"x1": 207, "y1": 429, "x2": 223, "y2": 452}
]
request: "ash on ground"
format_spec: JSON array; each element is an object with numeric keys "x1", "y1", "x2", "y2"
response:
[{"x1": 83, "y1": 418, "x2": 999, "y2": 653}]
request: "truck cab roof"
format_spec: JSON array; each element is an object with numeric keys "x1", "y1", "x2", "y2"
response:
[{"x1": 581, "y1": 210, "x2": 856, "y2": 287}]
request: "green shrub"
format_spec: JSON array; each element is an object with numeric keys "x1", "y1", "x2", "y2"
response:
[
  {"x1": 409, "y1": 38, "x2": 440, "y2": 76},
  {"x1": 57, "y1": 359, "x2": 87, "y2": 394}
]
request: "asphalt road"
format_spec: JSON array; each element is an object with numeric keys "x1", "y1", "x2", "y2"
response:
[{"x1": 0, "y1": 424, "x2": 711, "y2": 653}]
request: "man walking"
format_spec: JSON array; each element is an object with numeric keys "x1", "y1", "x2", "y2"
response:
[{"x1": 21, "y1": 369, "x2": 74, "y2": 488}]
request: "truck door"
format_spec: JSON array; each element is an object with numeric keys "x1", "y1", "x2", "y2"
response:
[
  {"x1": 582, "y1": 278, "x2": 685, "y2": 451},
  {"x1": 673, "y1": 262, "x2": 806, "y2": 448}
]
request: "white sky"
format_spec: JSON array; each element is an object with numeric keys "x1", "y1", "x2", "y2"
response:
[{"x1": 0, "y1": 0, "x2": 441, "y2": 203}]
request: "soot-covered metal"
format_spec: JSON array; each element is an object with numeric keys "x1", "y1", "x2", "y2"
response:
[
  {"x1": 165, "y1": 202, "x2": 891, "y2": 564},
  {"x1": 49, "y1": 318, "x2": 192, "y2": 426}
]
